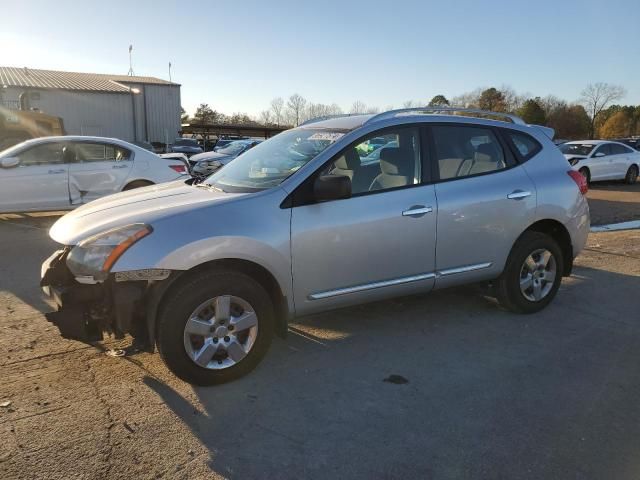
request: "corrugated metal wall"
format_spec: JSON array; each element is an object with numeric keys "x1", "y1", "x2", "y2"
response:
[{"x1": 3, "y1": 84, "x2": 181, "y2": 144}]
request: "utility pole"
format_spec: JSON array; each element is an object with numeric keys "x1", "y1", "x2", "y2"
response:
[
  {"x1": 168, "y1": 62, "x2": 172, "y2": 82},
  {"x1": 127, "y1": 44, "x2": 135, "y2": 76}
]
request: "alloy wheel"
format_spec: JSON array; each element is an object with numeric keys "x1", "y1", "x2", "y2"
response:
[
  {"x1": 519, "y1": 248, "x2": 557, "y2": 302},
  {"x1": 183, "y1": 295, "x2": 259, "y2": 370}
]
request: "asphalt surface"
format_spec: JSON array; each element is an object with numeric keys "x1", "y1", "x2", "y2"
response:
[
  {"x1": 587, "y1": 181, "x2": 640, "y2": 225},
  {"x1": 0, "y1": 209, "x2": 639, "y2": 479}
]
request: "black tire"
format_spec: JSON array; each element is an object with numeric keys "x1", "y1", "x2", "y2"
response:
[
  {"x1": 625, "y1": 165, "x2": 638, "y2": 185},
  {"x1": 578, "y1": 167, "x2": 590, "y2": 185},
  {"x1": 123, "y1": 180, "x2": 154, "y2": 190},
  {"x1": 157, "y1": 269, "x2": 274, "y2": 385},
  {"x1": 495, "y1": 231, "x2": 564, "y2": 314}
]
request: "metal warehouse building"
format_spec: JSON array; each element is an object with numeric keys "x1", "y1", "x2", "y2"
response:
[{"x1": 0, "y1": 66, "x2": 181, "y2": 145}]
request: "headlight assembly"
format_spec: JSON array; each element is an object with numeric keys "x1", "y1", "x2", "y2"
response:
[{"x1": 67, "y1": 224, "x2": 152, "y2": 282}]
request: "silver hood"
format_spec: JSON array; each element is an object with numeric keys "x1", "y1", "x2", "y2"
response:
[{"x1": 49, "y1": 180, "x2": 244, "y2": 245}]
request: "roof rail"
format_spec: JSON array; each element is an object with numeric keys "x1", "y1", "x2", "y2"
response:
[
  {"x1": 299, "y1": 113, "x2": 362, "y2": 127},
  {"x1": 365, "y1": 106, "x2": 526, "y2": 126}
]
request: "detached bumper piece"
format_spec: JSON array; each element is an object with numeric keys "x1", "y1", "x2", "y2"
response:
[{"x1": 40, "y1": 249, "x2": 147, "y2": 345}]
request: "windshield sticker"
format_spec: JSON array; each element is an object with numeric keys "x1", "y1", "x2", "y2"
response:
[{"x1": 308, "y1": 132, "x2": 345, "y2": 142}]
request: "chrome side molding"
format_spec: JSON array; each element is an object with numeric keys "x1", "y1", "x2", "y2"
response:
[{"x1": 308, "y1": 262, "x2": 493, "y2": 300}]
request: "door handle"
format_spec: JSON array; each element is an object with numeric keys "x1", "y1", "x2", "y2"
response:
[
  {"x1": 507, "y1": 190, "x2": 531, "y2": 200},
  {"x1": 402, "y1": 206, "x2": 433, "y2": 217},
  {"x1": 112, "y1": 164, "x2": 128, "y2": 169},
  {"x1": 48, "y1": 169, "x2": 66, "y2": 174}
]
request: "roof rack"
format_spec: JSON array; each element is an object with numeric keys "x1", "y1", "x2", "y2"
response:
[
  {"x1": 365, "y1": 106, "x2": 526, "y2": 126},
  {"x1": 299, "y1": 113, "x2": 363, "y2": 127}
]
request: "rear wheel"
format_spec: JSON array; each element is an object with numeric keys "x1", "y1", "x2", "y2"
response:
[
  {"x1": 495, "y1": 232, "x2": 564, "y2": 314},
  {"x1": 578, "y1": 167, "x2": 591, "y2": 185},
  {"x1": 157, "y1": 270, "x2": 274, "y2": 385},
  {"x1": 123, "y1": 180, "x2": 154, "y2": 190},
  {"x1": 625, "y1": 165, "x2": 638, "y2": 185}
]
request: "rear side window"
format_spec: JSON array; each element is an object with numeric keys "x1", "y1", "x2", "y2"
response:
[
  {"x1": 506, "y1": 131, "x2": 541, "y2": 160},
  {"x1": 610, "y1": 143, "x2": 631, "y2": 155},
  {"x1": 432, "y1": 125, "x2": 507, "y2": 180},
  {"x1": 74, "y1": 142, "x2": 131, "y2": 162}
]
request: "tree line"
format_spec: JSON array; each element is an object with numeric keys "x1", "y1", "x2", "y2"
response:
[{"x1": 184, "y1": 82, "x2": 637, "y2": 140}]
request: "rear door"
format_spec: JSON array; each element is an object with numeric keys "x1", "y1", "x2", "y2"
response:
[
  {"x1": 429, "y1": 124, "x2": 537, "y2": 288},
  {"x1": 68, "y1": 141, "x2": 132, "y2": 204},
  {"x1": 609, "y1": 143, "x2": 633, "y2": 179},
  {"x1": 0, "y1": 141, "x2": 70, "y2": 212}
]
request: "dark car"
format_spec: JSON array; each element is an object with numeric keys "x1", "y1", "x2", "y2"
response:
[
  {"x1": 614, "y1": 138, "x2": 639, "y2": 150},
  {"x1": 191, "y1": 140, "x2": 261, "y2": 176},
  {"x1": 170, "y1": 138, "x2": 203, "y2": 156}
]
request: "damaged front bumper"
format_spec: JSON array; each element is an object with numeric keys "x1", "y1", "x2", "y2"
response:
[{"x1": 40, "y1": 249, "x2": 176, "y2": 349}]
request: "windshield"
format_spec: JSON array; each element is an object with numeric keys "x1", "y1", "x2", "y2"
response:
[
  {"x1": 217, "y1": 141, "x2": 248, "y2": 156},
  {"x1": 559, "y1": 143, "x2": 595, "y2": 156},
  {"x1": 204, "y1": 129, "x2": 345, "y2": 191}
]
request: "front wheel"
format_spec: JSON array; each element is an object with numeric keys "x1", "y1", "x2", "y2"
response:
[
  {"x1": 495, "y1": 232, "x2": 564, "y2": 314},
  {"x1": 625, "y1": 165, "x2": 638, "y2": 185},
  {"x1": 157, "y1": 270, "x2": 275, "y2": 385}
]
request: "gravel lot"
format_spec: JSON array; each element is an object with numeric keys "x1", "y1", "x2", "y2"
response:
[{"x1": 1, "y1": 195, "x2": 639, "y2": 479}]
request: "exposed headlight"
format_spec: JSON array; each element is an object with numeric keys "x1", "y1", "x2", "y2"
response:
[
  {"x1": 569, "y1": 158, "x2": 579, "y2": 166},
  {"x1": 67, "y1": 224, "x2": 152, "y2": 282}
]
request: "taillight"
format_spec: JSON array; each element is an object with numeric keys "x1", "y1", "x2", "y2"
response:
[
  {"x1": 567, "y1": 170, "x2": 588, "y2": 195},
  {"x1": 169, "y1": 164, "x2": 186, "y2": 173}
]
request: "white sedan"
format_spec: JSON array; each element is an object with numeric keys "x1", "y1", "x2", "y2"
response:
[
  {"x1": 560, "y1": 140, "x2": 639, "y2": 184},
  {"x1": 0, "y1": 136, "x2": 189, "y2": 213}
]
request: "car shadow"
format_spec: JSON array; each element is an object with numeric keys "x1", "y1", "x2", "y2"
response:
[{"x1": 141, "y1": 265, "x2": 640, "y2": 479}]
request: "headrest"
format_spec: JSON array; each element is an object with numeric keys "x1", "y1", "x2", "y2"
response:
[
  {"x1": 335, "y1": 148, "x2": 360, "y2": 170},
  {"x1": 474, "y1": 143, "x2": 499, "y2": 162},
  {"x1": 380, "y1": 147, "x2": 412, "y2": 175}
]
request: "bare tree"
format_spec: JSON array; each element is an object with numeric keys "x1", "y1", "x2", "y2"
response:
[
  {"x1": 287, "y1": 94, "x2": 307, "y2": 126},
  {"x1": 402, "y1": 100, "x2": 421, "y2": 108},
  {"x1": 327, "y1": 103, "x2": 343, "y2": 115},
  {"x1": 350, "y1": 100, "x2": 368, "y2": 114},
  {"x1": 451, "y1": 87, "x2": 483, "y2": 108},
  {"x1": 270, "y1": 97, "x2": 285, "y2": 126},
  {"x1": 259, "y1": 110, "x2": 273, "y2": 125},
  {"x1": 580, "y1": 83, "x2": 626, "y2": 138}
]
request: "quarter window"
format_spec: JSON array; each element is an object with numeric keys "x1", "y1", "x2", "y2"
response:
[
  {"x1": 325, "y1": 127, "x2": 421, "y2": 195},
  {"x1": 432, "y1": 126, "x2": 506, "y2": 180},
  {"x1": 507, "y1": 131, "x2": 540, "y2": 159},
  {"x1": 74, "y1": 142, "x2": 131, "y2": 162}
]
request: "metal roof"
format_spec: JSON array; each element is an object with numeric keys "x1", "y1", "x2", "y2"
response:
[{"x1": 0, "y1": 66, "x2": 179, "y2": 93}]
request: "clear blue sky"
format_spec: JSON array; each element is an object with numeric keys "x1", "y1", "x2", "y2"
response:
[{"x1": 3, "y1": 0, "x2": 639, "y2": 116}]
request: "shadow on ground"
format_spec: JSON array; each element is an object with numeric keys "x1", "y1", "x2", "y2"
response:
[{"x1": 141, "y1": 265, "x2": 640, "y2": 479}]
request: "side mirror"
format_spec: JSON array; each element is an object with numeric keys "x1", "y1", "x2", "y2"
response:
[
  {"x1": 594, "y1": 152, "x2": 606, "y2": 158},
  {"x1": 0, "y1": 157, "x2": 19, "y2": 168},
  {"x1": 313, "y1": 174, "x2": 351, "y2": 202}
]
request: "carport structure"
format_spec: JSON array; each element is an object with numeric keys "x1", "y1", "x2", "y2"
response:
[{"x1": 181, "y1": 122, "x2": 289, "y2": 141}]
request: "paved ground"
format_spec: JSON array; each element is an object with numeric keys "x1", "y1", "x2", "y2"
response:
[
  {"x1": 587, "y1": 181, "x2": 640, "y2": 225},
  {"x1": 1, "y1": 211, "x2": 639, "y2": 479}
]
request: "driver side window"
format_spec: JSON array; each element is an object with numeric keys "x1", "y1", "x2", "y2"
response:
[
  {"x1": 17, "y1": 142, "x2": 66, "y2": 166},
  {"x1": 593, "y1": 144, "x2": 611, "y2": 158},
  {"x1": 325, "y1": 127, "x2": 421, "y2": 195}
]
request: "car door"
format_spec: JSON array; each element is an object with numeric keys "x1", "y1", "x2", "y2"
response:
[
  {"x1": 67, "y1": 141, "x2": 133, "y2": 204},
  {"x1": 0, "y1": 141, "x2": 70, "y2": 212},
  {"x1": 290, "y1": 125, "x2": 437, "y2": 315},
  {"x1": 588, "y1": 144, "x2": 612, "y2": 180},
  {"x1": 609, "y1": 143, "x2": 632, "y2": 179},
  {"x1": 429, "y1": 124, "x2": 537, "y2": 288}
]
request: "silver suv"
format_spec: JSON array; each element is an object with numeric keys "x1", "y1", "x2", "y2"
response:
[{"x1": 41, "y1": 107, "x2": 590, "y2": 385}]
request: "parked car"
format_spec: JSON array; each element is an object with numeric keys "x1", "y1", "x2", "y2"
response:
[
  {"x1": 213, "y1": 137, "x2": 249, "y2": 151},
  {"x1": 41, "y1": 107, "x2": 589, "y2": 385},
  {"x1": 132, "y1": 141, "x2": 154, "y2": 152},
  {"x1": 169, "y1": 138, "x2": 203, "y2": 156},
  {"x1": 0, "y1": 136, "x2": 189, "y2": 212},
  {"x1": 158, "y1": 152, "x2": 192, "y2": 172},
  {"x1": 613, "y1": 138, "x2": 639, "y2": 150},
  {"x1": 191, "y1": 139, "x2": 261, "y2": 176},
  {"x1": 560, "y1": 140, "x2": 639, "y2": 184}
]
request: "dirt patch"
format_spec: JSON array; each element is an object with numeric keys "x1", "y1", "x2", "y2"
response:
[{"x1": 587, "y1": 182, "x2": 640, "y2": 225}]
